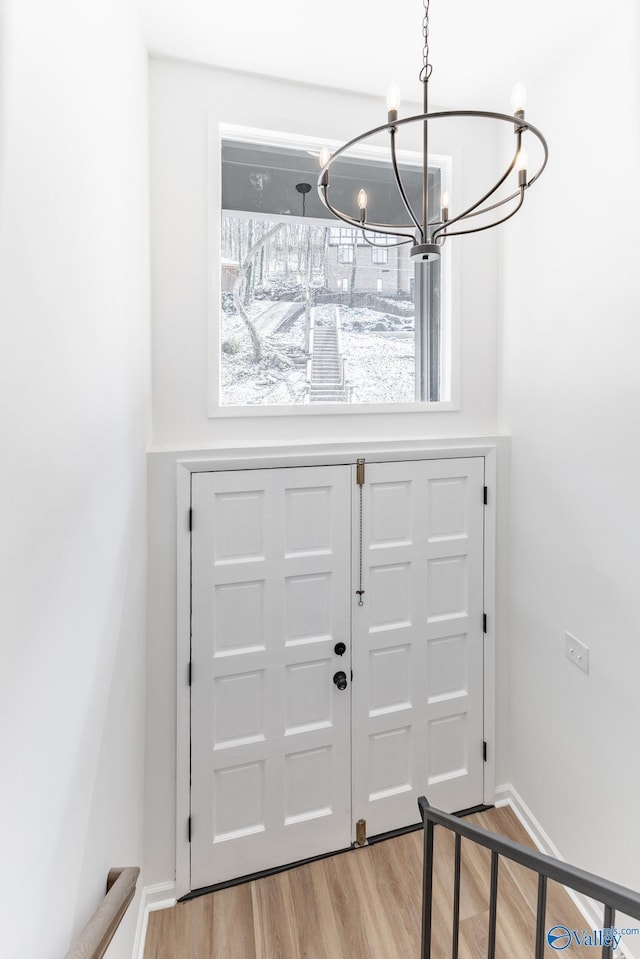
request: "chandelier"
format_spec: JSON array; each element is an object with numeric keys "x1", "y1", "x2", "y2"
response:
[{"x1": 317, "y1": 0, "x2": 548, "y2": 263}]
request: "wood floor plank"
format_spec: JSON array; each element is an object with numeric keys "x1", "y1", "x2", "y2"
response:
[
  {"x1": 251, "y1": 870, "x2": 299, "y2": 959},
  {"x1": 320, "y1": 848, "x2": 376, "y2": 959},
  {"x1": 363, "y1": 836, "x2": 421, "y2": 952},
  {"x1": 172, "y1": 893, "x2": 211, "y2": 959},
  {"x1": 287, "y1": 859, "x2": 342, "y2": 959},
  {"x1": 144, "y1": 905, "x2": 177, "y2": 959},
  {"x1": 345, "y1": 842, "x2": 416, "y2": 959},
  {"x1": 144, "y1": 807, "x2": 594, "y2": 959},
  {"x1": 212, "y1": 883, "x2": 257, "y2": 959}
]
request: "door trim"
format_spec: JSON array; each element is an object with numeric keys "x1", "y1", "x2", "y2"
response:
[{"x1": 175, "y1": 439, "x2": 499, "y2": 899}]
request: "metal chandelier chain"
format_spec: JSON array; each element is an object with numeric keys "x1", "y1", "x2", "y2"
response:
[{"x1": 419, "y1": 0, "x2": 433, "y2": 83}]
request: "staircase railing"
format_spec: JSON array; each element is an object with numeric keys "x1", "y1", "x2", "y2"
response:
[
  {"x1": 63, "y1": 866, "x2": 139, "y2": 959},
  {"x1": 334, "y1": 306, "x2": 351, "y2": 396},
  {"x1": 303, "y1": 308, "x2": 315, "y2": 403},
  {"x1": 418, "y1": 796, "x2": 640, "y2": 959}
]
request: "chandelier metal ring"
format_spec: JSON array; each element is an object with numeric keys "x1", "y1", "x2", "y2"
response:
[{"x1": 317, "y1": 110, "x2": 548, "y2": 253}]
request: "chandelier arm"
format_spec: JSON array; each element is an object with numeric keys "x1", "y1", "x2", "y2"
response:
[
  {"x1": 456, "y1": 189, "x2": 522, "y2": 220},
  {"x1": 362, "y1": 221, "x2": 417, "y2": 231},
  {"x1": 432, "y1": 130, "x2": 521, "y2": 241},
  {"x1": 320, "y1": 186, "x2": 416, "y2": 240},
  {"x1": 362, "y1": 231, "x2": 414, "y2": 249},
  {"x1": 437, "y1": 187, "x2": 525, "y2": 239},
  {"x1": 390, "y1": 128, "x2": 424, "y2": 238}
]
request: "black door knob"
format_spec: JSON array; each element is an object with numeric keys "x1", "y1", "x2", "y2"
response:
[
  {"x1": 334, "y1": 642, "x2": 346, "y2": 656},
  {"x1": 333, "y1": 670, "x2": 348, "y2": 690}
]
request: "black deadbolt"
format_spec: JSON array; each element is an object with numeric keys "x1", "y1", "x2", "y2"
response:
[
  {"x1": 333, "y1": 670, "x2": 348, "y2": 690},
  {"x1": 334, "y1": 642, "x2": 346, "y2": 656}
]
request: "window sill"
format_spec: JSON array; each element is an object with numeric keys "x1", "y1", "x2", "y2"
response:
[{"x1": 208, "y1": 400, "x2": 459, "y2": 418}]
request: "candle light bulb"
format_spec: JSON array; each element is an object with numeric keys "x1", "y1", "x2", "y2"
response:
[
  {"x1": 517, "y1": 147, "x2": 528, "y2": 171},
  {"x1": 441, "y1": 189, "x2": 450, "y2": 223},
  {"x1": 357, "y1": 189, "x2": 368, "y2": 211},
  {"x1": 511, "y1": 82, "x2": 527, "y2": 114},
  {"x1": 386, "y1": 83, "x2": 401, "y2": 113},
  {"x1": 319, "y1": 146, "x2": 331, "y2": 168}
]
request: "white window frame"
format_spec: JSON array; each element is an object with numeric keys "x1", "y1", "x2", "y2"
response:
[{"x1": 208, "y1": 121, "x2": 457, "y2": 417}]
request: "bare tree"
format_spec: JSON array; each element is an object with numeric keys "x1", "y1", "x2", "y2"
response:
[{"x1": 233, "y1": 223, "x2": 284, "y2": 362}]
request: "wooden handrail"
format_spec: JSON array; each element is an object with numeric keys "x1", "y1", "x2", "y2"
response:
[{"x1": 64, "y1": 866, "x2": 140, "y2": 959}]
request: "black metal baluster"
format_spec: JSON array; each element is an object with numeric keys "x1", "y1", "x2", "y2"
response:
[
  {"x1": 534, "y1": 874, "x2": 548, "y2": 959},
  {"x1": 487, "y1": 852, "x2": 499, "y2": 959},
  {"x1": 602, "y1": 905, "x2": 615, "y2": 959},
  {"x1": 452, "y1": 833, "x2": 461, "y2": 959},
  {"x1": 422, "y1": 818, "x2": 435, "y2": 959}
]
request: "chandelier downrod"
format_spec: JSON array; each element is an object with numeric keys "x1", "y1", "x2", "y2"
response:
[{"x1": 420, "y1": 0, "x2": 434, "y2": 260}]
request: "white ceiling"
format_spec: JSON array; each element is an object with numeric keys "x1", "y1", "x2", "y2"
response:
[{"x1": 139, "y1": 0, "x2": 605, "y2": 109}]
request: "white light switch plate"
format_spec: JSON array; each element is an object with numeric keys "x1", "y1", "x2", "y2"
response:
[{"x1": 565, "y1": 631, "x2": 589, "y2": 674}]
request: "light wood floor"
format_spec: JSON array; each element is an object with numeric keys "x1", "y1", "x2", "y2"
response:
[{"x1": 145, "y1": 807, "x2": 587, "y2": 959}]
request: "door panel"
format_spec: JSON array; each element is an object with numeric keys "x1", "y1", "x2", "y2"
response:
[
  {"x1": 190, "y1": 466, "x2": 352, "y2": 889},
  {"x1": 189, "y1": 457, "x2": 486, "y2": 888},
  {"x1": 352, "y1": 458, "x2": 485, "y2": 837}
]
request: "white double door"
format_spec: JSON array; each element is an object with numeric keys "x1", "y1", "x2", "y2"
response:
[{"x1": 190, "y1": 458, "x2": 485, "y2": 889}]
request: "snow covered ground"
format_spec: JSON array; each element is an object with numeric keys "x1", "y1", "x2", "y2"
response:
[{"x1": 220, "y1": 302, "x2": 415, "y2": 406}]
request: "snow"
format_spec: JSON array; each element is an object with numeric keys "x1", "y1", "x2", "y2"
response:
[{"x1": 220, "y1": 302, "x2": 415, "y2": 407}]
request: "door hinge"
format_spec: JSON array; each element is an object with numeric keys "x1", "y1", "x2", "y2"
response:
[
  {"x1": 356, "y1": 458, "x2": 365, "y2": 487},
  {"x1": 483, "y1": 613, "x2": 487, "y2": 634},
  {"x1": 483, "y1": 741, "x2": 488, "y2": 762},
  {"x1": 188, "y1": 507, "x2": 193, "y2": 531},
  {"x1": 483, "y1": 486, "x2": 488, "y2": 505},
  {"x1": 350, "y1": 669, "x2": 353, "y2": 682},
  {"x1": 187, "y1": 816, "x2": 192, "y2": 842},
  {"x1": 188, "y1": 661, "x2": 192, "y2": 687},
  {"x1": 355, "y1": 818, "x2": 367, "y2": 847}
]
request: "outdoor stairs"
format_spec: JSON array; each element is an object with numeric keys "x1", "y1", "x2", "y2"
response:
[{"x1": 309, "y1": 322, "x2": 348, "y2": 403}]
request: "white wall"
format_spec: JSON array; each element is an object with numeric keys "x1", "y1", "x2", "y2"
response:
[
  {"x1": 500, "y1": 0, "x2": 640, "y2": 903},
  {"x1": 0, "y1": 2, "x2": 150, "y2": 957},
  {"x1": 145, "y1": 58, "x2": 509, "y2": 889}
]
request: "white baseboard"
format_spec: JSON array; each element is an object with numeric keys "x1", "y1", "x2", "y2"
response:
[
  {"x1": 495, "y1": 784, "x2": 634, "y2": 959},
  {"x1": 132, "y1": 881, "x2": 177, "y2": 959}
]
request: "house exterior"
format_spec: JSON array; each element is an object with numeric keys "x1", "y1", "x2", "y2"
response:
[{"x1": 325, "y1": 227, "x2": 413, "y2": 295}]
